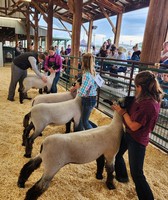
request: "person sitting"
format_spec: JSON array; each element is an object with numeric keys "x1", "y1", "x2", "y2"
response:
[
  {"x1": 103, "y1": 45, "x2": 118, "y2": 71},
  {"x1": 159, "y1": 73, "x2": 168, "y2": 108},
  {"x1": 109, "y1": 46, "x2": 127, "y2": 74},
  {"x1": 131, "y1": 43, "x2": 141, "y2": 61},
  {"x1": 160, "y1": 41, "x2": 168, "y2": 65},
  {"x1": 96, "y1": 42, "x2": 107, "y2": 57}
]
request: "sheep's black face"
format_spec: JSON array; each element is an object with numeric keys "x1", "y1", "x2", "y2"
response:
[
  {"x1": 103, "y1": 96, "x2": 135, "y2": 108},
  {"x1": 118, "y1": 96, "x2": 135, "y2": 109}
]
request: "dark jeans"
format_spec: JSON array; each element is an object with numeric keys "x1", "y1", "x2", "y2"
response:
[
  {"x1": 77, "y1": 96, "x2": 97, "y2": 130},
  {"x1": 115, "y1": 133, "x2": 154, "y2": 200},
  {"x1": 50, "y1": 71, "x2": 60, "y2": 93}
]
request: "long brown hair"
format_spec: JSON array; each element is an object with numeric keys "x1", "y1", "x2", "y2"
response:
[{"x1": 134, "y1": 70, "x2": 163, "y2": 102}]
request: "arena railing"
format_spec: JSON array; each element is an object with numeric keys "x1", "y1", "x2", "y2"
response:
[{"x1": 59, "y1": 55, "x2": 168, "y2": 153}]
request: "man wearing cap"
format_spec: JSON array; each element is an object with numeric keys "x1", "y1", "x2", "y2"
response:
[{"x1": 7, "y1": 52, "x2": 47, "y2": 102}]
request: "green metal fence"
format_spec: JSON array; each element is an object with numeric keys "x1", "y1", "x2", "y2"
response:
[{"x1": 59, "y1": 56, "x2": 168, "y2": 153}]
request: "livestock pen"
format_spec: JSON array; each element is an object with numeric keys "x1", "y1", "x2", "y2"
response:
[{"x1": 0, "y1": 65, "x2": 167, "y2": 200}]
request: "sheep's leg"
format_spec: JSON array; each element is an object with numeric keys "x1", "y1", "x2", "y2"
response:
[
  {"x1": 19, "y1": 91, "x2": 25, "y2": 104},
  {"x1": 25, "y1": 174, "x2": 54, "y2": 200},
  {"x1": 105, "y1": 159, "x2": 115, "y2": 190},
  {"x1": 22, "y1": 122, "x2": 34, "y2": 146},
  {"x1": 24, "y1": 130, "x2": 43, "y2": 158},
  {"x1": 65, "y1": 121, "x2": 71, "y2": 133},
  {"x1": 96, "y1": 155, "x2": 105, "y2": 180},
  {"x1": 18, "y1": 156, "x2": 42, "y2": 188}
]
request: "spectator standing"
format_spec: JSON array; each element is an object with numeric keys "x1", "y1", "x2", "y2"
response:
[
  {"x1": 65, "y1": 44, "x2": 71, "y2": 55},
  {"x1": 15, "y1": 42, "x2": 23, "y2": 57},
  {"x1": 7, "y1": 52, "x2": 46, "y2": 102},
  {"x1": 60, "y1": 46, "x2": 65, "y2": 56},
  {"x1": 55, "y1": 45, "x2": 60, "y2": 55},
  {"x1": 44, "y1": 46, "x2": 62, "y2": 93}
]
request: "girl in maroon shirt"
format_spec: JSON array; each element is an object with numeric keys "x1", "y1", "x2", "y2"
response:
[{"x1": 112, "y1": 70, "x2": 163, "y2": 200}]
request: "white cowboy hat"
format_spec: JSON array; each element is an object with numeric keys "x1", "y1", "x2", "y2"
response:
[{"x1": 118, "y1": 46, "x2": 126, "y2": 53}]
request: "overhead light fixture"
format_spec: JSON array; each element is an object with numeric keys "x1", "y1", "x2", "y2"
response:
[
  {"x1": 0, "y1": 17, "x2": 21, "y2": 21},
  {"x1": 21, "y1": 0, "x2": 31, "y2": 2}
]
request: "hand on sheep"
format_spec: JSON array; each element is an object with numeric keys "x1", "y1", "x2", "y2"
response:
[
  {"x1": 112, "y1": 104, "x2": 127, "y2": 116},
  {"x1": 42, "y1": 76, "x2": 47, "y2": 83}
]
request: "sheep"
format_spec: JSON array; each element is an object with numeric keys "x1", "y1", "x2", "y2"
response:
[
  {"x1": 17, "y1": 96, "x2": 134, "y2": 200},
  {"x1": 23, "y1": 77, "x2": 82, "y2": 128},
  {"x1": 22, "y1": 91, "x2": 76, "y2": 146},
  {"x1": 22, "y1": 78, "x2": 82, "y2": 145},
  {"x1": 23, "y1": 95, "x2": 82, "y2": 158},
  {"x1": 19, "y1": 72, "x2": 55, "y2": 104}
]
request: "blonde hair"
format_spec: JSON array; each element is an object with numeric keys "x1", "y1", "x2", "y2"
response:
[
  {"x1": 134, "y1": 70, "x2": 163, "y2": 102},
  {"x1": 82, "y1": 53, "x2": 95, "y2": 76}
]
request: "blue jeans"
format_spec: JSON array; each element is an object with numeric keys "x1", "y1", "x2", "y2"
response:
[
  {"x1": 77, "y1": 96, "x2": 97, "y2": 131},
  {"x1": 115, "y1": 133, "x2": 154, "y2": 200},
  {"x1": 50, "y1": 71, "x2": 60, "y2": 93}
]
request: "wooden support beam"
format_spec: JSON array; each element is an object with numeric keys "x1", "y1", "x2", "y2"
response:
[
  {"x1": 58, "y1": 19, "x2": 72, "y2": 38},
  {"x1": 53, "y1": 12, "x2": 72, "y2": 24},
  {"x1": 98, "y1": 3, "x2": 116, "y2": 33},
  {"x1": 47, "y1": 0, "x2": 53, "y2": 49},
  {"x1": 140, "y1": 0, "x2": 168, "y2": 63},
  {"x1": 82, "y1": 24, "x2": 88, "y2": 36},
  {"x1": 26, "y1": 7, "x2": 31, "y2": 51},
  {"x1": 87, "y1": 20, "x2": 93, "y2": 53},
  {"x1": 34, "y1": 8, "x2": 39, "y2": 52},
  {"x1": 95, "y1": 0, "x2": 123, "y2": 13},
  {"x1": 30, "y1": 1, "x2": 47, "y2": 21},
  {"x1": 114, "y1": 13, "x2": 122, "y2": 47},
  {"x1": 71, "y1": 0, "x2": 82, "y2": 79}
]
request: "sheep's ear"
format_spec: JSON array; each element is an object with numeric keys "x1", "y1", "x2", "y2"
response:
[{"x1": 118, "y1": 96, "x2": 135, "y2": 108}]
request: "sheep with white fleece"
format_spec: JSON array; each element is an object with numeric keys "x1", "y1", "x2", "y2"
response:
[
  {"x1": 23, "y1": 95, "x2": 82, "y2": 158},
  {"x1": 18, "y1": 97, "x2": 134, "y2": 200},
  {"x1": 20, "y1": 72, "x2": 55, "y2": 103}
]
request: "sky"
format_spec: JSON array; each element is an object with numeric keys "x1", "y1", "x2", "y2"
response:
[{"x1": 39, "y1": 7, "x2": 149, "y2": 47}]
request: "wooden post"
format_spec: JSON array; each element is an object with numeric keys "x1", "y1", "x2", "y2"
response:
[
  {"x1": 34, "y1": 8, "x2": 39, "y2": 52},
  {"x1": 87, "y1": 20, "x2": 93, "y2": 53},
  {"x1": 140, "y1": 0, "x2": 168, "y2": 63},
  {"x1": 114, "y1": 13, "x2": 122, "y2": 47},
  {"x1": 47, "y1": 0, "x2": 53, "y2": 49},
  {"x1": 70, "y1": 0, "x2": 82, "y2": 80},
  {"x1": 26, "y1": 8, "x2": 31, "y2": 51}
]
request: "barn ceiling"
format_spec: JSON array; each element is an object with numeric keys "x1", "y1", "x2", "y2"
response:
[{"x1": 0, "y1": 0, "x2": 150, "y2": 41}]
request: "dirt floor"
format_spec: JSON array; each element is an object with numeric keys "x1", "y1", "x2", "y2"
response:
[{"x1": 0, "y1": 66, "x2": 167, "y2": 200}]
